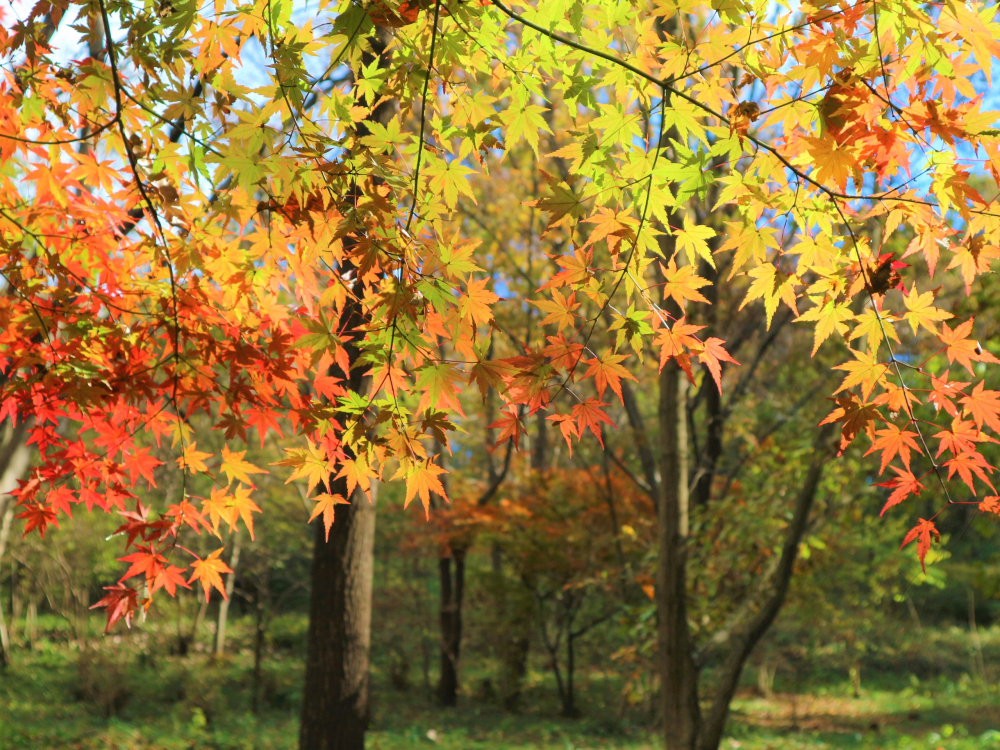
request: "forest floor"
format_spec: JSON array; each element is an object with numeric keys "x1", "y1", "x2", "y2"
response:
[{"x1": 2, "y1": 634, "x2": 1000, "y2": 750}]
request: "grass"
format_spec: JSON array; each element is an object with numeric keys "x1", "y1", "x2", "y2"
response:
[{"x1": 2, "y1": 623, "x2": 1000, "y2": 749}]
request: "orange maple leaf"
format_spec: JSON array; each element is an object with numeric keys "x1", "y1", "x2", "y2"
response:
[
  {"x1": 189, "y1": 548, "x2": 233, "y2": 603},
  {"x1": 900, "y1": 519, "x2": 940, "y2": 572},
  {"x1": 309, "y1": 493, "x2": 351, "y2": 542},
  {"x1": 584, "y1": 350, "x2": 637, "y2": 403}
]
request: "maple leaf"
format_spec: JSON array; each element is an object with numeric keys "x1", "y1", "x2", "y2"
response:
[
  {"x1": 469, "y1": 356, "x2": 514, "y2": 400},
  {"x1": 309, "y1": 493, "x2": 350, "y2": 542},
  {"x1": 902, "y1": 284, "x2": 952, "y2": 335},
  {"x1": 934, "y1": 418, "x2": 996, "y2": 458},
  {"x1": 939, "y1": 319, "x2": 1000, "y2": 375},
  {"x1": 848, "y1": 307, "x2": 899, "y2": 355},
  {"x1": 459, "y1": 276, "x2": 499, "y2": 326},
  {"x1": 659, "y1": 258, "x2": 710, "y2": 309},
  {"x1": 416, "y1": 363, "x2": 466, "y2": 416},
  {"x1": 833, "y1": 349, "x2": 889, "y2": 402},
  {"x1": 16, "y1": 503, "x2": 59, "y2": 538},
  {"x1": 900, "y1": 519, "x2": 940, "y2": 573},
  {"x1": 571, "y1": 398, "x2": 615, "y2": 446},
  {"x1": 90, "y1": 583, "x2": 140, "y2": 632},
  {"x1": 539, "y1": 248, "x2": 593, "y2": 290},
  {"x1": 220, "y1": 445, "x2": 267, "y2": 487},
  {"x1": 272, "y1": 440, "x2": 334, "y2": 494},
  {"x1": 797, "y1": 299, "x2": 854, "y2": 355},
  {"x1": 227, "y1": 484, "x2": 262, "y2": 540},
  {"x1": 864, "y1": 423, "x2": 920, "y2": 473},
  {"x1": 739, "y1": 263, "x2": 799, "y2": 329},
  {"x1": 400, "y1": 460, "x2": 449, "y2": 518},
  {"x1": 124, "y1": 446, "x2": 162, "y2": 487},
  {"x1": 531, "y1": 290, "x2": 581, "y2": 330},
  {"x1": 189, "y1": 548, "x2": 233, "y2": 602},
  {"x1": 875, "y1": 467, "x2": 924, "y2": 516},
  {"x1": 525, "y1": 177, "x2": 586, "y2": 232},
  {"x1": 151, "y1": 565, "x2": 191, "y2": 597},
  {"x1": 488, "y1": 407, "x2": 525, "y2": 450},
  {"x1": 929, "y1": 370, "x2": 971, "y2": 417},
  {"x1": 118, "y1": 545, "x2": 166, "y2": 583},
  {"x1": 673, "y1": 218, "x2": 716, "y2": 267},
  {"x1": 979, "y1": 496, "x2": 1000, "y2": 516},
  {"x1": 584, "y1": 351, "x2": 637, "y2": 403},
  {"x1": 696, "y1": 338, "x2": 738, "y2": 394},
  {"x1": 654, "y1": 317, "x2": 704, "y2": 375},
  {"x1": 820, "y1": 393, "x2": 883, "y2": 454},
  {"x1": 546, "y1": 412, "x2": 577, "y2": 456},
  {"x1": 806, "y1": 136, "x2": 857, "y2": 190},
  {"x1": 177, "y1": 441, "x2": 213, "y2": 475},
  {"x1": 201, "y1": 486, "x2": 231, "y2": 537},
  {"x1": 961, "y1": 381, "x2": 1000, "y2": 433},
  {"x1": 335, "y1": 454, "x2": 377, "y2": 500},
  {"x1": 582, "y1": 208, "x2": 635, "y2": 257},
  {"x1": 944, "y1": 451, "x2": 996, "y2": 494}
]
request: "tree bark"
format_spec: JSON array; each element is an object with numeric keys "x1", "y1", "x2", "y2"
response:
[
  {"x1": 299, "y1": 481, "x2": 379, "y2": 750},
  {"x1": 657, "y1": 360, "x2": 700, "y2": 750},
  {"x1": 298, "y1": 22, "x2": 394, "y2": 750},
  {"x1": 437, "y1": 547, "x2": 465, "y2": 706},
  {"x1": 215, "y1": 528, "x2": 242, "y2": 655},
  {"x1": 0, "y1": 433, "x2": 32, "y2": 667}
]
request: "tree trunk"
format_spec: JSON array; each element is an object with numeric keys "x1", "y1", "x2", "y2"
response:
[
  {"x1": 695, "y1": 425, "x2": 835, "y2": 750},
  {"x1": 299, "y1": 481, "x2": 379, "y2": 750},
  {"x1": 215, "y1": 528, "x2": 242, "y2": 655},
  {"x1": 0, "y1": 435, "x2": 31, "y2": 666},
  {"x1": 297, "y1": 21, "x2": 394, "y2": 749},
  {"x1": 437, "y1": 547, "x2": 465, "y2": 706},
  {"x1": 657, "y1": 359, "x2": 700, "y2": 750}
]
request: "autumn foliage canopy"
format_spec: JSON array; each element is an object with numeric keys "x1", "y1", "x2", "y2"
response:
[{"x1": 1, "y1": 0, "x2": 1000, "y2": 629}]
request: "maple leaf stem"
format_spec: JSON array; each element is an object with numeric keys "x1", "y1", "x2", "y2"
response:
[{"x1": 404, "y1": 0, "x2": 444, "y2": 236}]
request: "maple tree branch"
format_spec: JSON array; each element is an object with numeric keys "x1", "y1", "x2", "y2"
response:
[{"x1": 404, "y1": 0, "x2": 444, "y2": 235}]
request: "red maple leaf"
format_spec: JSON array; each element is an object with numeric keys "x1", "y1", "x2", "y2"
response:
[
  {"x1": 90, "y1": 583, "x2": 140, "y2": 632},
  {"x1": 900, "y1": 518, "x2": 940, "y2": 572},
  {"x1": 875, "y1": 467, "x2": 924, "y2": 516}
]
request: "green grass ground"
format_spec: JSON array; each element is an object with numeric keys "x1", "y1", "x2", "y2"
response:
[{"x1": 2, "y1": 637, "x2": 1000, "y2": 750}]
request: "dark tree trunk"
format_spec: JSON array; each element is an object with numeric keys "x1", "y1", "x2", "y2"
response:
[
  {"x1": 695, "y1": 425, "x2": 835, "y2": 750},
  {"x1": 298, "y1": 22, "x2": 394, "y2": 750},
  {"x1": 437, "y1": 547, "x2": 465, "y2": 706},
  {"x1": 299, "y1": 481, "x2": 378, "y2": 750},
  {"x1": 657, "y1": 359, "x2": 700, "y2": 750}
]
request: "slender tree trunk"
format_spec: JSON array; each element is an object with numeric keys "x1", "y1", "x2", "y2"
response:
[
  {"x1": 299, "y1": 481, "x2": 379, "y2": 750},
  {"x1": 695, "y1": 425, "x2": 835, "y2": 750},
  {"x1": 563, "y1": 630, "x2": 578, "y2": 718},
  {"x1": 437, "y1": 546, "x2": 465, "y2": 706},
  {"x1": 657, "y1": 360, "x2": 700, "y2": 750},
  {"x1": 215, "y1": 528, "x2": 242, "y2": 655},
  {"x1": 0, "y1": 436, "x2": 31, "y2": 667},
  {"x1": 0, "y1": 502, "x2": 13, "y2": 667},
  {"x1": 298, "y1": 21, "x2": 394, "y2": 750}
]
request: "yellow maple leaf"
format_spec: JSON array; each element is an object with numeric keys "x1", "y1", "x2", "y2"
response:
[
  {"x1": 902, "y1": 284, "x2": 952, "y2": 335},
  {"x1": 177, "y1": 441, "x2": 212, "y2": 475},
  {"x1": 834, "y1": 349, "x2": 890, "y2": 402},
  {"x1": 309, "y1": 493, "x2": 351, "y2": 542},
  {"x1": 220, "y1": 445, "x2": 267, "y2": 487},
  {"x1": 659, "y1": 258, "x2": 711, "y2": 309},
  {"x1": 226, "y1": 484, "x2": 261, "y2": 540},
  {"x1": 399, "y1": 459, "x2": 449, "y2": 518},
  {"x1": 739, "y1": 263, "x2": 799, "y2": 329}
]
